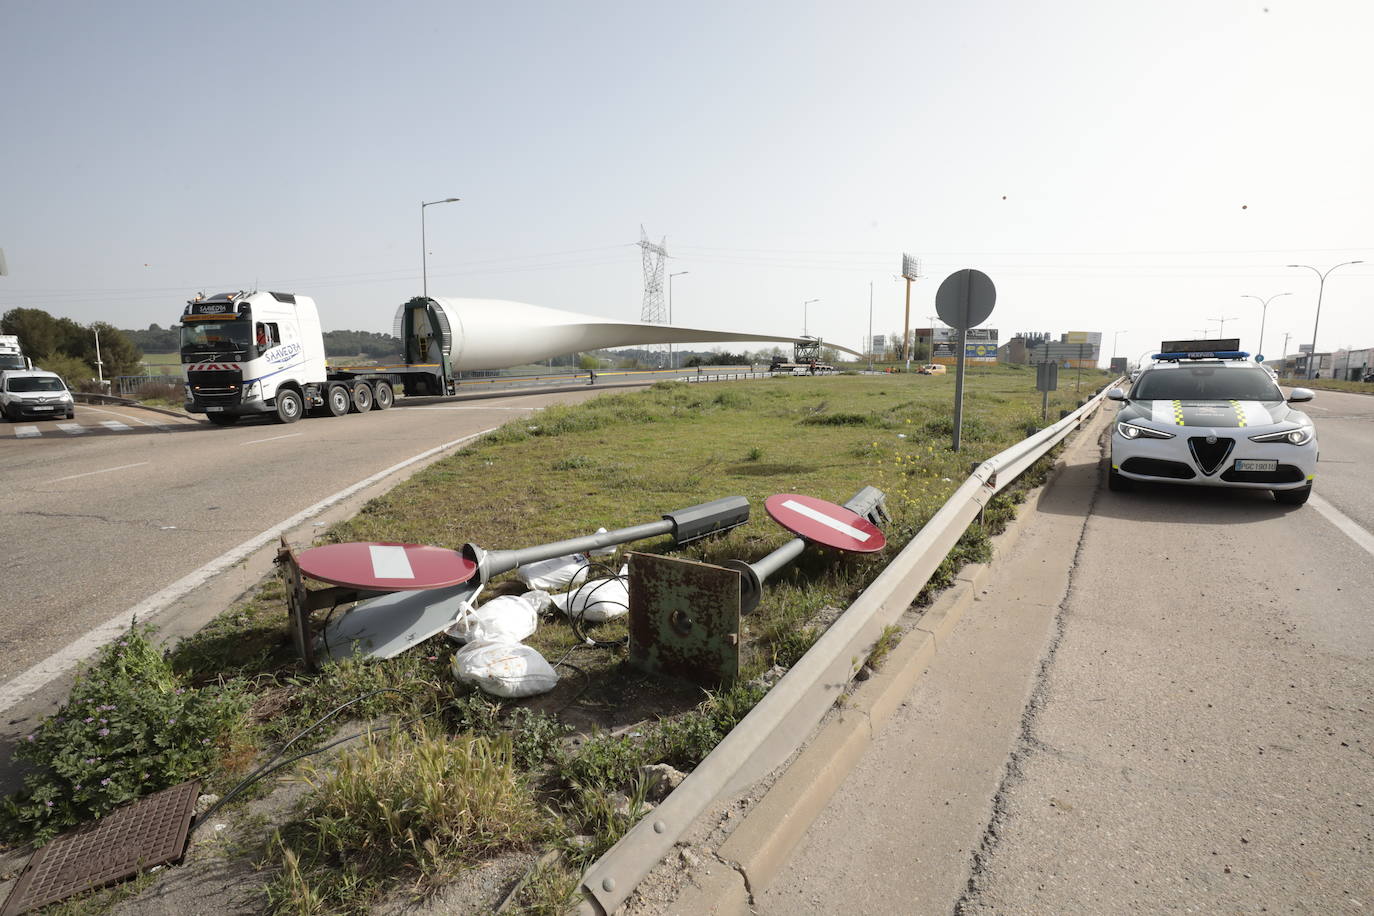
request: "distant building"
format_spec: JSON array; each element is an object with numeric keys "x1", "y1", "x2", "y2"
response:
[{"x1": 1026, "y1": 331, "x2": 1101, "y2": 368}]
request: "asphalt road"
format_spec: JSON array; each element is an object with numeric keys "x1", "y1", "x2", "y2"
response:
[
  {"x1": 757, "y1": 389, "x2": 1374, "y2": 914},
  {"x1": 0, "y1": 388, "x2": 611, "y2": 691}
]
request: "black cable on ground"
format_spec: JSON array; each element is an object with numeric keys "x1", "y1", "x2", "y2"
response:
[
  {"x1": 191, "y1": 686, "x2": 422, "y2": 832},
  {"x1": 560, "y1": 556, "x2": 629, "y2": 649}
]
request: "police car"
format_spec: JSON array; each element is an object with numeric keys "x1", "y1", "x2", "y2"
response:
[{"x1": 1107, "y1": 339, "x2": 1317, "y2": 505}]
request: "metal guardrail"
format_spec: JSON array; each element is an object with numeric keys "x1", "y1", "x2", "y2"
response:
[{"x1": 576, "y1": 380, "x2": 1121, "y2": 915}]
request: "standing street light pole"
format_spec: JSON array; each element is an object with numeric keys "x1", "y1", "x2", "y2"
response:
[
  {"x1": 1288, "y1": 260, "x2": 1364, "y2": 379},
  {"x1": 93, "y1": 326, "x2": 104, "y2": 386},
  {"x1": 802, "y1": 298, "x2": 819, "y2": 337},
  {"x1": 1110, "y1": 330, "x2": 1125, "y2": 368},
  {"x1": 1240, "y1": 292, "x2": 1291, "y2": 360},
  {"x1": 668, "y1": 271, "x2": 688, "y2": 369},
  {"x1": 420, "y1": 197, "x2": 461, "y2": 300}
]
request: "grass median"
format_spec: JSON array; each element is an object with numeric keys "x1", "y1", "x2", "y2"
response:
[{"x1": 3, "y1": 365, "x2": 1106, "y2": 914}]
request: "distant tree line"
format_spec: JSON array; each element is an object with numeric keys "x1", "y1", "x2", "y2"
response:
[{"x1": 1, "y1": 307, "x2": 142, "y2": 388}]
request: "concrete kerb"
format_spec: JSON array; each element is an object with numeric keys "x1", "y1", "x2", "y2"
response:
[{"x1": 664, "y1": 405, "x2": 1112, "y2": 915}]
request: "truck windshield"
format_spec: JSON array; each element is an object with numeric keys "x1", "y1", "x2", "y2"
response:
[
  {"x1": 6, "y1": 377, "x2": 67, "y2": 393},
  {"x1": 181, "y1": 322, "x2": 250, "y2": 358},
  {"x1": 0, "y1": 355, "x2": 25, "y2": 371},
  {"x1": 1132, "y1": 366, "x2": 1283, "y2": 401}
]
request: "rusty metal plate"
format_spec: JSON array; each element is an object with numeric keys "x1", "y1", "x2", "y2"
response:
[
  {"x1": 1, "y1": 780, "x2": 200, "y2": 916},
  {"x1": 627, "y1": 552, "x2": 740, "y2": 688}
]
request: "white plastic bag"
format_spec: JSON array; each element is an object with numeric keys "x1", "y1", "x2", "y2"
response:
[
  {"x1": 515, "y1": 553, "x2": 590, "y2": 591},
  {"x1": 451, "y1": 640, "x2": 559, "y2": 698},
  {"x1": 446, "y1": 590, "x2": 549, "y2": 644},
  {"x1": 552, "y1": 566, "x2": 630, "y2": 622}
]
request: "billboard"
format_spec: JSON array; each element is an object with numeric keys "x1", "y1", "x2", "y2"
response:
[{"x1": 932, "y1": 327, "x2": 998, "y2": 364}]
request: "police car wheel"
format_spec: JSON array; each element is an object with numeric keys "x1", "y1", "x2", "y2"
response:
[
  {"x1": 1108, "y1": 467, "x2": 1132, "y2": 492},
  {"x1": 1273, "y1": 483, "x2": 1311, "y2": 506}
]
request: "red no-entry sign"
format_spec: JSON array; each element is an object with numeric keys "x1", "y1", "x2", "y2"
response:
[
  {"x1": 296, "y1": 542, "x2": 478, "y2": 591},
  {"x1": 764, "y1": 494, "x2": 886, "y2": 553}
]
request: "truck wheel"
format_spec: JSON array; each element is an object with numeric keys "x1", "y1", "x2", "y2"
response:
[
  {"x1": 351, "y1": 383, "x2": 374, "y2": 413},
  {"x1": 325, "y1": 384, "x2": 351, "y2": 417},
  {"x1": 206, "y1": 413, "x2": 240, "y2": 427},
  {"x1": 373, "y1": 380, "x2": 394, "y2": 410},
  {"x1": 276, "y1": 389, "x2": 304, "y2": 424}
]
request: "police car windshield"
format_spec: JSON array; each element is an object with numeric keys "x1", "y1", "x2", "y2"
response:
[{"x1": 1133, "y1": 366, "x2": 1282, "y2": 401}]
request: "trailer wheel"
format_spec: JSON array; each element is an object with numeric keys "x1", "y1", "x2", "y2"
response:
[
  {"x1": 373, "y1": 381, "x2": 394, "y2": 410},
  {"x1": 275, "y1": 389, "x2": 304, "y2": 424},
  {"x1": 351, "y1": 382, "x2": 374, "y2": 413},
  {"x1": 325, "y1": 384, "x2": 351, "y2": 417}
]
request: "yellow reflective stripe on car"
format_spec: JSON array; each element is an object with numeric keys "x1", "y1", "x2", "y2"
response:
[
  {"x1": 1172, "y1": 400, "x2": 1185, "y2": 425},
  {"x1": 1230, "y1": 399, "x2": 1247, "y2": 427}
]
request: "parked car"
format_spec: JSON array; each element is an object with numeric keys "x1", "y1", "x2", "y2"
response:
[
  {"x1": 1, "y1": 370, "x2": 76, "y2": 420},
  {"x1": 918, "y1": 364, "x2": 947, "y2": 375},
  {"x1": 1107, "y1": 345, "x2": 1316, "y2": 505}
]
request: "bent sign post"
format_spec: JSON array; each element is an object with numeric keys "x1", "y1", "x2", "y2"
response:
[{"x1": 934, "y1": 269, "x2": 997, "y2": 451}]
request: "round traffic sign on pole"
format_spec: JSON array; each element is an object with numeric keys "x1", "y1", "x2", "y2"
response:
[
  {"x1": 764, "y1": 494, "x2": 886, "y2": 553},
  {"x1": 935, "y1": 268, "x2": 997, "y2": 330},
  {"x1": 297, "y1": 542, "x2": 478, "y2": 591}
]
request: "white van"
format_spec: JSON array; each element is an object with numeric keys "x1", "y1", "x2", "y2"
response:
[{"x1": 1, "y1": 370, "x2": 75, "y2": 421}]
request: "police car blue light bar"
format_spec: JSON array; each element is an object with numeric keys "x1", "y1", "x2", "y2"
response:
[
  {"x1": 1152, "y1": 350, "x2": 1250, "y2": 361},
  {"x1": 1153, "y1": 338, "x2": 1248, "y2": 361}
]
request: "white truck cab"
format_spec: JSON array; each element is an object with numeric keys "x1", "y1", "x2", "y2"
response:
[{"x1": 181, "y1": 291, "x2": 329, "y2": 424}]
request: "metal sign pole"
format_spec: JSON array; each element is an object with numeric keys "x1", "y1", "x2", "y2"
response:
[{"x1": 952, "y1": 325, "x2": 968, "y2": 451}]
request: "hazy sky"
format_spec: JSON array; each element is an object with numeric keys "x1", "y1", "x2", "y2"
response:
[{"x1": 3, "y1": 0, "x2": 1370, "y2": 366}]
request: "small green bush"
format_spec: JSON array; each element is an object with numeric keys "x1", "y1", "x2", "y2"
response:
[{"x1": 3, "y1": 625, "x2": 249, "y2": 842}]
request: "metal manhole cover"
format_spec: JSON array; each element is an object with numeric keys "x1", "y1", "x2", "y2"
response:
[{"x1": 1, "y1": 780, "x2": 199, "y2": 916}]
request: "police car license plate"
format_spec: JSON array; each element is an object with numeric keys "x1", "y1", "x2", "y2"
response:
[
  {"x1": 1235, "y1": 459, "x2": 1277, "y2": 472},
  {"x1": 34, "y1": 406, "x2": 54, "y2": 411}
]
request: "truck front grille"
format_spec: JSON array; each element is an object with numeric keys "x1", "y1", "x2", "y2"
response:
[{"x1": 188, "y1": 369, "x2": 243, "y2": 404}]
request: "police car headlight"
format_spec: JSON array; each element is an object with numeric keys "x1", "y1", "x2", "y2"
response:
[
  {"x1": 1249, "y1": 426, "x2": 1314, "y2": 446},
  {"x1": 1116, "y1": 421, "x2": 1174, "y2": 440}
]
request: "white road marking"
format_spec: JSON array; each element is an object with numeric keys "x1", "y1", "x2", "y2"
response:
[
  {"x1": 1306, "y1": 405, "x2": 1332, "y2": 411},
  {"x1": 780, "y1": 499, "x2": 871, "y2": 542},
  {"x1": 243, "y1": 432, "x2": 303, "y2": 445},
  {"x1": 0, "y1": 426, "x2": 499, "y2": 715},
  {"x1": 43, "y1": 462, "x2": 150, "y2": 484},
  {"x1": 99, "y1": 420, "x2": 132, "y2": 431},
  {"x1": 15, "y1": 426, "x2": 40, "y2": 438},
  {"x1": 369, "y1": 545, "x2": 416, "y2": 579},
  {"x1": 1309, "y1": 493, "x2": 1374, "y2": 559},
  {"x1": 58, "y1": 423, "x2": 86, "y2": 435},
  {"x1": 78, "y1": 404, "x2": 171, "y2": 428}
]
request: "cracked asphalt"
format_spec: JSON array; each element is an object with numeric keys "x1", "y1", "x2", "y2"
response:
[{"x1": 756, "y1": 390, "x2": 1374, "y2": 915}]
